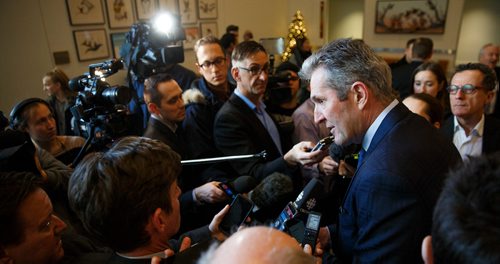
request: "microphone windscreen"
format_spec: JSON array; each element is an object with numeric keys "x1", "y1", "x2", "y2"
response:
[
  {"x1": 250, "y1": 172, "x2": 294, "y2": 209},
  {"x1": 294, "y1": 178, "x2": 324, "y2": 211},
  {"x1": 230, "y1": 175, "x2": 257, "y2": 194}
]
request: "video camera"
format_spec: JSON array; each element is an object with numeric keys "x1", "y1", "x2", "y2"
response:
[
  {"x1": 69, "y1": 59, "x2": 133, "y2": 152},
  {"x1": 266, "y1": 70, "x2": 295, "y2": 104},
  {"x1": 122, "y1": 13, "x2": 186, "y2": 81}
]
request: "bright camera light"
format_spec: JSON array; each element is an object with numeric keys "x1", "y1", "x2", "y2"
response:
[{"x1": 152, "y1": 13, "x2": 175, "y2": 36}]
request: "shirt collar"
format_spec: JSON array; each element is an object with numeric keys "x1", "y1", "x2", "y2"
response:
[
  {"x1": 152, "y1": 115, "x2": 177, "y2": 133},
  {"x1": 362, "y1": 99, "x2": 399, "y2": 151},
  {"x1": 453, "y1": 114, "x2": 485, "y2": 137},
  {"x1": 234, "y1": 88, "x2": 266, "y2": 112}
]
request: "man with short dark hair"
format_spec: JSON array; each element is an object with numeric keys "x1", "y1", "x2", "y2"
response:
[
  {"x1": 68, "y1": 136, "x2": 228, "y2": 263},
  {"x1": 478, "y1": 43, "x2": 500, "y2": 117},
  {"x1": 422, "y1": 153, "x2": 500, "y2": 264},
  {"x1": 300, "y1": 38, "x2": 461, "y2": 262},
  {"x1": 392, "y1": 37, "x2": 434, "y2": 99},
  {"x1": 440, "y1": 63, "x2": 500, "y2": 160},
  {"x1": 213, "y1": 41, "x2": 324, "y2": 182},
  {"x1": 0, "y1": 171, "x2": 67, "y2": 264}
]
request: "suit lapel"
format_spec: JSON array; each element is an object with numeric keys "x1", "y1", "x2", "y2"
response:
[{"x1": 228, "y1": 94, "x2": 281, "y2": 155}]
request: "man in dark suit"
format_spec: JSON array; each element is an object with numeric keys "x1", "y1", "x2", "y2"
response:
[
  {"x1": 142, "y1": 73, "x2": 228, "y2": 232},
  {"x1": 391, "y1": 37, "x2": 433, "y2": 100},
  {"x1": 440, "y1": 63, "x2": 500, "y2": 160},
  {"x1": 68, "y1": 136, "x2": 228, "y2": 263},
  {"x1": 213, "y1": 41, "x2": 325, "y2": 182},
  {"x1": 300, "y1": 38, "x2": 462, "y2": 263}
]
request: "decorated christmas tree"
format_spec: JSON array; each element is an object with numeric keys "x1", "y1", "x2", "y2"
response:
[{"x1": 282, "y1": 10, "x2": 308, "y2": 62}]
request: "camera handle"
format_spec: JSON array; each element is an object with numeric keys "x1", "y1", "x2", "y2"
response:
[{"x1": 71, "y1": 120, "x2": 97, "y2": 167}]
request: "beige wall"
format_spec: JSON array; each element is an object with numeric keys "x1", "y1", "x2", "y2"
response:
[{"x1": 1, "y1": 0, "x2": 498, "y2": 114}]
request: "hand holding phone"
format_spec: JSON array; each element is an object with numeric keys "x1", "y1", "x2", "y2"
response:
[
  {"x1": 219, "y1": 194, "x2": 254, "y2": 236},
  {"x1": 309, "y1": 135, "x2": 334, "y2": 152}
]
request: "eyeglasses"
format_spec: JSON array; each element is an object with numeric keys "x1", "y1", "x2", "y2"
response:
[
  {"x1": 198, "y1": 57, "x2": 226, "y2": 69},
  {"x1": 446, "y1": 84, "x2": 483, "y2": 95},
  {"x1": 238, "y1": 64, "x2": 270, "y2": 76}
]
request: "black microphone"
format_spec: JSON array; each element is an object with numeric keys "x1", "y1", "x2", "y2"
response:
[
  {"x1": 248, "y1": 172, "x2": 294, "y2": 211},
  {"x1": 273, "y1": 178, "x2": 324, "y2": 230},
  {"x1": 218, "y1": 175, "x2": 257, "y2": 199},
  {"x1": 294, "y1": 178, "x2": 325, "y2": 211}
]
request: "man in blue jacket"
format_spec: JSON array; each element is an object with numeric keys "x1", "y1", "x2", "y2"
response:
[{"x1": 300, "y1": 38, "x2": 462, "y2": 263}]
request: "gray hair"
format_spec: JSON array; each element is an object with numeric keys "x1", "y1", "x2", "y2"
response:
[{"x1": 300, "y1": 38, "x2": 396, "y2": 102}]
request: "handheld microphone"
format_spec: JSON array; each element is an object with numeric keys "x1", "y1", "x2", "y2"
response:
[
  {"x1": 273, "y1": 178, "x2": 324, "y2": 230},
  {"x1": 218, "y1": 175, "x2": 257, "y2": 199},
  {"x1": 248, "y1": 172, "x2": 294, "y2": 210}
]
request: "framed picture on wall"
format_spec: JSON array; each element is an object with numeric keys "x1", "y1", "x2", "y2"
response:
[
  {"x1": 158, "y1": 0, "x2": 180, "y2": 15},
  {"x1": 200, "y1": 22, "x2": 217, "y2": 37},
  {"x1": 73, "y1": 29, "x2": 110, "y2": 61},
  {"x1": 105, "y1": 0, "x2": 135, "y2": 29},
  {"x1": 198, "y1": 0, "x2": 217, "y2": 19},
  {"x1": 110, "y1": 32, "x2": 127, "y2": 58},
  {"x1": 375, "y1": 0, "x2": 448, "y2": 34},
  {"x1": 183, "y1": 26, "x2": 200, "y2": 49},
  {"x1": 179, "y1": 0, "x2": 197, "y2": 24},
  {"x1": 135, "y1": 0, "x2": 158, "y2": 20},
  {"x1": 66, "y1": 0, "x2": 105, "y2": 25}
]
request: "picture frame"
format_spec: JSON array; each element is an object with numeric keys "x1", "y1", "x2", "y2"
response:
[
  {"x1": 110, "y1": 32, "x2": 127, "y2": 58},
  {"x1": 66, "y1": 0, "x2": 105, "y2": 25},
  {"x1": 135, "y1": 0, "x2": 158, "y2": 20},
  {"x1": 158, "y1": 0, "x2": 180, "y2": 15},
  {"x1": 183, "y1": 26, "x2": 200, "y2": 49},
  {"x1": 105, "y1": 0, "x2": 135, "y2": 29},
  {"x1": 200, "y1": 22, "x2": 217, "y2": 37},
  {"x1": 179, "y1": 0, "x2": 197, "y2": 24},
  {"x1": 198, "y1": 0, "x2": 217, "y2": 19},
  {"x1": 375, "y1": 0, "x2": 448, "y2": 34},
  {"x1": 73, "y1": 29, "x2": 110, "y2": 61}
]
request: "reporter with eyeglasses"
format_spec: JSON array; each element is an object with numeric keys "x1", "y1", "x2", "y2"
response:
[
  {"x1": 213, "y1": 41, "x2": 325, "y2": 192},
  {"x1": 440, "y1": 63, "x2": 500, "y2": 160}
]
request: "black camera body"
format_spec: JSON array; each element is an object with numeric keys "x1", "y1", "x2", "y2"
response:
[
  {"x1": 123, "y1": 19, "x2": 186, "y2": 81},
  {"x1": 266, "y1": 71, "x2": 294, "y2": 104},
  {"x1": 70, "y1": 59, "x2": 133, "y2": 149}
]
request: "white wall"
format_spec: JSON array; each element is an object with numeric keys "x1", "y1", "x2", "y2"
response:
[
  {"x1": 329, "y1": 0, "x2": 363, "y2": 40},
  {"x1": 455, "y1": 0, "x2": 500, "y2": 65}
]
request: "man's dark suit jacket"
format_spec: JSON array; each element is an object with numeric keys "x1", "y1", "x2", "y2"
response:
[
  {"x1": 213, "y1": 93, "x2": 294, "y2": 181},
  {"x1": 143, "y1": 117, "x2": 185, "y2": 157},
  {"x1": 440, "y1": 115, "x2": 500, "y2": 155},
  {"x1": 391, "y1": 61, "x2": 422, "y2": 100},
  {"x1": 334, "y1": 103, "x2": 462, "y2": 263}
]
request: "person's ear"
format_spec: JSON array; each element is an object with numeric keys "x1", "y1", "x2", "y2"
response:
[
  {"x1": 351, "y1": 81, "x2": 368, "y2": 110},
  {"x1": 151, "y1": 208, "x2": 167, "y2": 233},
  {"x1": 231, "y1": 66, "x2": 240, "y2": 82},
  {"x1": 147, "y1": 102, "x2": 160, "y2": 115},
  {"x1": 485, "y1": 89, "x2": 495, "y2": 104},
  {"x1": 421, "y1": 235, "x2": 434, "y2": 264}
]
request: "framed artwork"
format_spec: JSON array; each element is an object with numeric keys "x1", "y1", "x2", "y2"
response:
[
  {"x1": 110, "y1": 32, "x2": 127, "y2": 58},
  {"x1": 198, "y1": 0, "x2": 217, "y2": 19},
  {"x1": 158, "y1": 0, "x2": 180, "y2": 15},
  {"x1": 135, "y1": 0, "x2": 158, "y2": 20},
  {"x1": 66, "y1": 0, "x2": 105, "y2": 25},
  {"x1": 73, "y1": 29, "x2": 110, "y2": 61},
  {"x1": 183, "y1": 26, "x2": 200, "y2": 49},
  {"x1": 179, "y1": 0, "x2": 197, "y2": 24},
  {"x1": 200, "y1": 22, "x2": 217, "y2": 37},
  {"x1": 375, "y1": 0, "x2": 448, "y2": 34},
  {"x1": 105, "y1": 0, "x2": 135, "y2": 29}
]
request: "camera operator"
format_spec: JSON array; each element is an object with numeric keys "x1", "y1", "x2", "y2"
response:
[{"x1": 122, "y1": 18, "x2": 197, "y2": 133}]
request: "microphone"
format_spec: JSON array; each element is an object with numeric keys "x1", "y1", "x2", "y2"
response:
[
  {"x1": 273, "y1": 178, "x2": 324, "y2": 230},
  {"x1": 248, "y1": 172, "x2": 294, "y2": 211},
  {"x1": 218, "y1": 175, "x2": 257, "y2": 199}
]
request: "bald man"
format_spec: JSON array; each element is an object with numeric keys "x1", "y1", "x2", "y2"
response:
[{"x1": 200, "y1": 226, "x2": 317, "y2": 264}]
